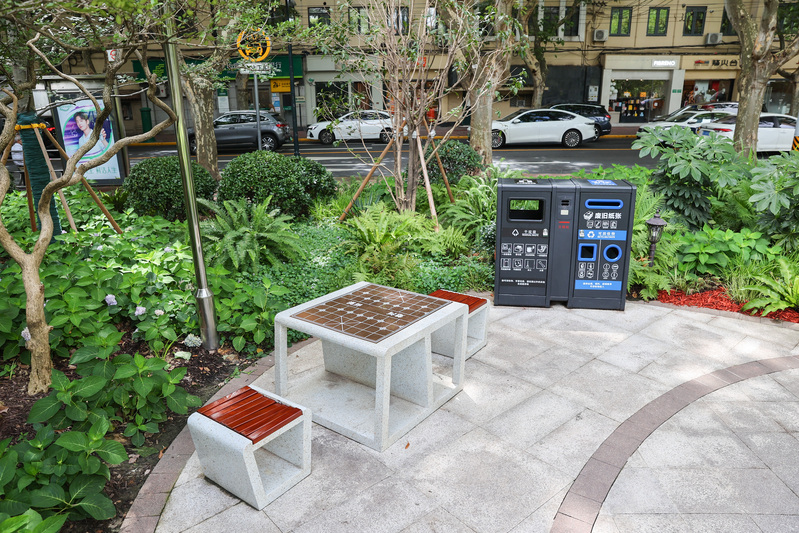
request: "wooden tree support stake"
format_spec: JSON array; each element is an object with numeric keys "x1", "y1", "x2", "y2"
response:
[
  {"x1": 423, "y1": 118, "x2": 455, "y2": 203},
  {"x1": 416, "y1": 131, "x2": 438, "y2": 231},
  {"x1": 32, "y1": 127, "x2": 77, "y2": 233}
]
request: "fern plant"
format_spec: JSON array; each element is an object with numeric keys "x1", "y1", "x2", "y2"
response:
[
  {"x1": 741, "y1": 257, "x2": 799, "y2": 315},
  {"x1": 440, "y1": 166, "x2": 502, "y2": 243},
  {"x1": 198, "y1": 197, "x2": 303, "y2": 273}
]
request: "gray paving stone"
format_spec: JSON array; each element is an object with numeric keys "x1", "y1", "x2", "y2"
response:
[
  {"x1": 751, "y1": 514, "x2": 799, "y2": 532},
  {"x1": 606, "y1": 513, "x2": 692, "y2": 532},
  {"x1": 483, "y1": 390, "x2": 584, "y2": 450},
  {"x1": 657, "y1": 468, "x2": 799, "y2": 514},
  {"x1": 291, "y1": 477, "x2": 437, "y2": 533},
  {"x1": 403, "y1": 427, "x2": 570, "y2": 533},
  {"x1": 549, "y1": 360, "x2": 668, "y2": 422},
  {"x1": 740, "y1": 432, "x2": 799, "y2": 469},
  {"x1": 602, "y1": 467, "x2": 678, "y2": 514},
  {"x1": 263, "y1": 425, "x2": 394, "y2": 532},
  {"x1": 470, "y1": 321, "x2": 557, "y2": 375},
  {"x1": 441, "y1": 359, "x2": 541, "y2": 425},
  {"x1": 530, "y1": 408, "x2": 618, "y2": 478},
  {"x1": 597, "y1": 332, "x2": 677, "y2": 373},
  {"x1": 709, "y1": 315, "x2": 799, "y2": 348},
  {"x1": 513, "y1": 346, "x2": 596, "y2": 390},
  {"x1": 772, "y1": 369, "x2": 799, "y2": 397},
  {"x1": 155, "y1": 477, "x2": 241, "y2": 533},
  {"x1": 182, "y1": 503, "x2": 278, "y2": 533},
  {"x1": 639, "y1": 314, "x2": 747, "y2": 355},
  {"x1": 571, "y1": 301, "x2": 672, "y2": 332},
  {"x1": 681, "y1": 513, "x2": 762, "y2": 532},
  {"x1": 590, "y1": 514, "x2": 621, "y2": 533},
  {"x1": 507, "y1": 487, "x2": 568, "y2": 533},
  {"x1": 400, "y1": 507, "x2": 478, "y2": 533},
  {"x1": 706, "y1": 400, "x2": 787, "y2": 434}
]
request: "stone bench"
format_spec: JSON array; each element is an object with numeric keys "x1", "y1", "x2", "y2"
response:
[
  {"x1": 429, "y1": 289, "x2": 489, "y2": 358},
  {"x1": 187, "y1": 385, "x2": 311, "y2": 509}
]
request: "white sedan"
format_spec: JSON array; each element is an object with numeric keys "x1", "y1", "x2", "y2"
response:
[
  {"x1": 306, "y1": 110, "x2": 399, "y2": 144},
  {"x1": 637, "y1": 110, "x2": 732, "y2": 136},
  {"x1": 697, "y1": 113, "x2": 797, "y2": 152},
  {"x1": 491, "y1": 109, "x2": 597, "y2": 148}
]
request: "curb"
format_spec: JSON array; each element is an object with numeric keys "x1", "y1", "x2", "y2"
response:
[{"x1": 128, "y1": 135, "x2": 470, "y2": 148}]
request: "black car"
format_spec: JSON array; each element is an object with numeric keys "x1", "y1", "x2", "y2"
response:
[
  {"x1": 549, "y1": 104, "x2": 612, "y2": 137},
  {"x1": 187, "y1": 111, "x2": 291, "y2": 154}
]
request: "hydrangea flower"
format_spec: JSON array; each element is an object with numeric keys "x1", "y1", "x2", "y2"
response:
[
  {"x1": 183, "y1": 334, "x2": 203, "y2": 348},
  {"x1": 104, "y1": 294, "x2": 117, "y2": 306},
  {"x1": 164, "y1": 246, "x2": 174, "y2": 253},
  {"x1": 154, "y1": 309, "x2": 164, "y2": 316},
  {"x1": 21, "y1": 327, "x2": 31, "y2": 342},
  {"x1": 134, "y1": 306, "x2": 147, "y2": 316}
]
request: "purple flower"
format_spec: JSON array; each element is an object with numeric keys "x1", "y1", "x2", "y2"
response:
[
  {"x1": 104, "y1": 294, "x2": 117, "y2": 306},
  {"x1": 21, "y1": 327, "x2": 31, "y2": 342},
  {"x1": 135, "y1": 306, "x2": 146, "y2": 316},
  {"x1": 154, "y1": 309, "x2": 164, "y2": 316}
]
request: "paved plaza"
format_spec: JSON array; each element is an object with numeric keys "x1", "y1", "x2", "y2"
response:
[{"x1": 120, "y1": 299, "x2": 799, "y2": 533}]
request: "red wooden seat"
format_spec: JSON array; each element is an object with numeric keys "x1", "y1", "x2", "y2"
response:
[
  {"x1": 198, "y1": 386, "x2": 302, "y2": 444},
  {"x1": 429, "y1": 289, "x2": 488, "y2": 314}
]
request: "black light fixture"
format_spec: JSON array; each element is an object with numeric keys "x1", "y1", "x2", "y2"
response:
[{"x1": 645, "y1": 210, "x2": 667, "y2": 267}]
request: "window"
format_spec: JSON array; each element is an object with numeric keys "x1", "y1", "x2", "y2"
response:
[
  {"x1": 683, "y1": 6, "x2": 706, "y2": 36},
  {"x1": 720, "y1": 10, "x2": 736, "y2": 36},
  {"x1": 647, "y1": 7, "x2": 669, "y2": 36},
  {"x1": 309, "y1": 7, "x2": 331, "y2": 26},
  {"x1": 542, "y1": 6, "x2": 559, "y2": 34},
  {"x1": 349, "y1": 7, "x2": 369, "y2": 33},
  {"x1": 778, "y1": 116, "x2": 796, "y2": 129},
  {"x1": 215, "y1": 114, "x2": 240, "y2": 125},
  {"x1": 610, "y1": 7, "x2": 632, "y2": 36},
  {"x1": 388, "y1": 7, "x2": 409, "y2": 35},
  {"x1": 563, "y1": 7, "x2": 580, "y2": 36}
]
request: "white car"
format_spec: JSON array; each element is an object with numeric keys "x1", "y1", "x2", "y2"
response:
[
  {"x1": 697, "y1": 113, "x2": 798, "y2": 152},
  {"x1": 637, "y1": 110, "x2": 732, "y2": 136},
  {"x1": 491, "y1": 109, "x2": 597, "y2": 148},
  {"x1": 306, "y1": 110, "x2": 399, "y2": 144}
]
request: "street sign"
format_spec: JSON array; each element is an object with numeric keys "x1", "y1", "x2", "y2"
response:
[
  {"x1": 239, "y1": 62, "x2": 277, "y2": 76},
  {"x1": 237, "y1": 29, "x2": 271, "y2": 62},
  {"x1": 271, "y1": 79, "x2": 291, "y2": 93}
]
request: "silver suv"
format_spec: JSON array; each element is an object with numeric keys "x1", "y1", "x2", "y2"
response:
[{"x1": 187, "y1": 111, "x2": 291, "y2": 153}]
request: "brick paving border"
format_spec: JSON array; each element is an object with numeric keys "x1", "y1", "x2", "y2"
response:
[{"x1": 550, "y1": 355, "x2": 799, "y2": 533}]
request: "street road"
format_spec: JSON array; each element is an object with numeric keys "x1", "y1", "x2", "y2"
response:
[{"x1": 127, "y1": 138, "x2": 658, "y2": 179}]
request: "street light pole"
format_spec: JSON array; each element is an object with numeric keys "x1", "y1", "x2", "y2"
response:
[
  {"x1": 163, "y1": 12, "x2": 219, "y2": 351},
  {"x1": 286, "y1": 0, "x2": 300, "y2": 156}
]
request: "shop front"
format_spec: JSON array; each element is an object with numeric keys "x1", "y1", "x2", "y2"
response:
[
  {"x1": 680, "y1": 55, "x2": 738, "y2": 108},
  {"x1": 600, "y1": 55, "x2": 684, "y2": 121}
]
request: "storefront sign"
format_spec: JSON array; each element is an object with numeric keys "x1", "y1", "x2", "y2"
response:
[
  {"x1": 271, "y1": 79, "x2": 291, "y2": 93},
  {"x1": 652, "y1": 59, "x2": 677, "y2": 68},
  {"x1": 694, "y1": 58, "x2": 739, "y2": 67}
]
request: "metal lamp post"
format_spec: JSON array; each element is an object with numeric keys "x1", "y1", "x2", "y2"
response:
[
  {"x1": 645, "y1": 210, "x2": 668, "y2": 267},
  {"x1": 286, "y1": 0, "x2": 300, "y2": 156},
  {"x1": 163, "y1": 12, "x2": 219, "y2": 350}
]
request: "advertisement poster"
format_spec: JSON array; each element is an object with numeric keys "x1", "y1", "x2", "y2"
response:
[{"x1": 56, "y1": 100, "x2": 121, "y2": 182}]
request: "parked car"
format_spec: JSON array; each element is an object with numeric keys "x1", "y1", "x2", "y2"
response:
[
  {"x1": 306, "y1": 110, "x2": 400, "y2": 144},
  {"x1": 637, "y1": 110, "x2": 733, "y2": 136},
  {"x1": 491, "y1": 109, "x2": 597, "y2": 148},
  {"x1": 697, "y1": 113, "x2": 797, "y2": 152},
  {"x1": 549, "y1": 103, "x2": 612, "y2": 137},
  {"x1": 187, "y1": 110, "x2": 290, "y2": 153}
]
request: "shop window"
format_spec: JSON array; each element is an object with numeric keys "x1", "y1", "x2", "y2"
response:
[
  {"x1": 309, "y1": 7, "x2": 331, "y2": 27},
  {"x1": 720, "y1": 10, "x2": 737, "y2": 36},
  {"x1": 349, "y1": 7, "x2": 368, "y2": 33},
  {"x1": 647, "y1": 7, "x2": 669, "y2": 36},
  {"x1": 610, "y1": 7, "x2": 632, "y2": 36},
  {"x1": 683, "y1": 6, "x2": 706, "y2": 36}
]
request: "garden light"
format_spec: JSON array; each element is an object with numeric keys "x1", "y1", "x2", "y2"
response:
[{"x1": 646, "y1": 210, "x2": 667, "y2": 267}]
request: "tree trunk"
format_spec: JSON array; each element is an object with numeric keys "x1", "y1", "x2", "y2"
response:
[
  {"x1": 400, "y1": 127, "x2": 419, "y2": 212},
  {"x1": 734, "y1": 60, "x2": 771, "y2": 154},
  {"x1": 236, "y1": 71, "x2": 251, "y2": 110},
  {"x1": 22, "y1": 264, "x2": 51, "y2": 395},
  {"x1": 181, "y1": 74, "x2": 221, "y2": 181},
  {"x1": 469, "y1": 88, "x2": 495, "y2": 165}
]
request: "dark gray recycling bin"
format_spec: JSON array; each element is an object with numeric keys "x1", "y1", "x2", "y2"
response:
[{"x1": 494, "y1": 177, "x2": 636, "y2": 310}]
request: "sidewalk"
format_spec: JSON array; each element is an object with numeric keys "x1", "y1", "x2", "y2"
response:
[{"x1": 120, "y1": 299, "x2": 799, "y2": 533}]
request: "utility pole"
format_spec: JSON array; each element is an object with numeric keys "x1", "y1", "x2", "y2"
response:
[{"x1": 286, "y1": 0, "x2": 301, "y2": 156}]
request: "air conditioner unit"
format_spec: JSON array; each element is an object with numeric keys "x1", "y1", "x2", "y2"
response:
[
  {"x1": 155, "y1": 84, "x2": 168, "y2": 98},
  {"x1": 593, "y1": 29, "x2": 608, "y2": 42},
  {"x1": 705, "y1": 32, "x2": 723, "y2": 45}
]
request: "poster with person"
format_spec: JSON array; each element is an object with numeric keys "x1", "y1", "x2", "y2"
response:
[{"x1": 55, "y1": 100, "x2": 122, "y2": 182}]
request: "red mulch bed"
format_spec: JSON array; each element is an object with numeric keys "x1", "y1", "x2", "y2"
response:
[{"x1": 657, "y1": 287, "x2": 799, "y2": 324}]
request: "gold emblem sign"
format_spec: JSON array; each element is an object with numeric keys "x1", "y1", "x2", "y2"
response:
[{"x1": 237, "y1": 29, "x2": 271, "y2": 62}]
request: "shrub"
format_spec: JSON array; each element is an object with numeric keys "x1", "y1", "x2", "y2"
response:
[
  {"x1": 425, "y1": 140, "x2": 483, "y2": 185},
  {"x1": 217, "y1": 151, "x2": 337, "y2": 219},
  {"x1": 198, "y1": 197, "x2": 303, "y2": 273},
  {"x1": 440, "y1": 166, "x2": 501, "y2": 244},
  {"x1": 749, "y1": 152, "x2": 799, "y2": 252},
  {"x1": 123, "y1": 156, "x2": 216, "y2": 221}
]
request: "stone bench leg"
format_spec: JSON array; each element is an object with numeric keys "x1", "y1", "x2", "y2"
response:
[{"x1": 431, "y1": 304, "x2": 488, "y2": 359}]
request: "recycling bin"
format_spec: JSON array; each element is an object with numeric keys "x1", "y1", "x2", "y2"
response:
[{"x1": 494, "y1": 177, "x2": 636, "y2": 310}]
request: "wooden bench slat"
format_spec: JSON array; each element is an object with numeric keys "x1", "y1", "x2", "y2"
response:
[
  {"x1": 196, "y1": 386, "x2": 300, "y2": 443},
  {"x1": 429, "y1": 289, "x2": 487, "y2": 314}
]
